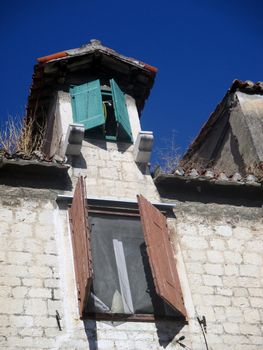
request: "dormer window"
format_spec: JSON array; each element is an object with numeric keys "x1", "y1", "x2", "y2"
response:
[{"x1": 70, "y1": 79, "x2": 132, "y2": 142}]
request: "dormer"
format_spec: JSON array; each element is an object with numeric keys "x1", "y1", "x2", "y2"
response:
[{"x1": 26, "y1": 39, "x2": 157, "y2": 162}]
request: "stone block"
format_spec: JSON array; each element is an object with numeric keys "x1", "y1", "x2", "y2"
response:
[
  {"x1": 28, "y1": 288, "x2": 51, "y2": 298},
  {"x1": 186, "y1": 262, "x2": 204, "y2": 274},
  {"x1": 243, "y1": 308, "x2": 260, "y2": 323},
  {"x1": 0, "y1": 315, "x2": 9, "y2": 327},
  {"x1": 47, "y1": 300, "x2": 63, "y2": 315},
  {"x1": 181, "y1": 236, "x2": 208, "y2": 250},
  {"x1": 19, "y1": 327, "x2": 43, "y2": 337},
  {"x1": 239, "y1": 323, "x2": 260, "y2": 335},
  {"x1": 250, "y1": 298, "x2": 262, "y2": 308},
  {"x1": 224, "y1": 251, "x2": 242, "y2": 264},
  {"x1": 243, "y1": 252, "x2": 262, "y2": 266},
  {"x1": 232, "y1": 297, "x2": 249, "y2": 308},
  {"x1": 0, "y1": 277, "x2": 21, "y2": 286},
  {"x1": 38, "y1": 210, "x2": 54, "y2": 225},
  {"x1": 248, "y1": 288, "x2": 263, "y2": 297},
  {"x1": 15, "y1": 209, "x2": 36, "y2": 223},
  {"x1": 203, "y1": 275, "x2": 223, "y2": 286},
  {"x1": 207, "y1": 251, "x2": 224, "y2": 263},
  {"x1": 224, "y1": 264, "x2": 239, "y2": 276},
  {"x1": 238, "y1": 277, "x2": 260, "y2": 288},
  {"x1": 0, "y1": 209, "x2": 13, "y2": 222},
  {"x1": 233, "y1": 288, "x2": 248, "y2": 297},
  {"x1": 0, "y1": 286, "x2": 11, "y2": 298},
  {"x1": 228, "y1": 238, "x2": 245, "y2": 252},
  {"x1": 12, "y1": 286, "x2": 28, "y2": 298},
  {"x1": 214, "y1": 225, "x2": 232, "y2": 237},
  {"x1": 216, "y1": 287, "x2": 233, "y2": 296},
  {"x1": 0, "y1": 297, "x2": 23, "y2": 314},
  {"x1": 210, "y1": 239, "x2": 226, "y2": 251},
  {"x1": 247, "y1": 240, "x2": 263, "y2": 253},
  {"x1": 8, "y1": 336, "x2": 33, "y2": 347},
  {"x1": 204, "y1": 263, "x2": 224, "y2": 275},
  {"x1": 11, "y1": 223, "x2": 33, "y2": 237},
  {"x1": 205, "y1": 295, "x2": 231, "y2": 306},
  {"x1": 33, "y1": 316, "x2": 57, "y2": 328},
  {"x1": 186, "y1": 250, "x2": 207, "y2": 262},
  {"x1": 240, "y1": 264, "x2": 259, "y2": 277},
  {"x1": 7, "y1": 252, "x2": 32, "y2": 265},
  {"x1": 223, "y1": 322, "x2": 239, "y2": 334},
  {"x1": 24, "y1": 299, "x2": 47, "y2": 315},
  {"x1": 35, "y1": 254, "x2": 58, "y2": 267},
  {"x1": 22, "y1": 278, "x2": 43, "y2": 287},
  {"x1": 10, "y1": 315, "x2": 33, "y2": 327},
  {"x1": 233, "y1": 226, "x2": 252, "y2": 240}
]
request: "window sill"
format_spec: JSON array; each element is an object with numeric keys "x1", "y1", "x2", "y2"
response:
[{"x1": 83, "y1": 312, "x2": 187, "y2": 323}]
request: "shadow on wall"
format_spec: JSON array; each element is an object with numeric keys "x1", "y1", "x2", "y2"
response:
[
  {"x1": 83, "y1": 318, "x2": 186, "y2": 349},
  {"x1": 71, "y1": 153, "x2": 87, "y2": 169},
  {"x1": 84, "y1": 320, "x2": 98, "y2": 350}
]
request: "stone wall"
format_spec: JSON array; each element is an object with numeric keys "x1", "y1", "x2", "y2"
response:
[
  {"x1": 70, "y1": 139, "x2": 160, "y2": 201},
  {"x1": 1, "y1": 139, "x2": 262, "y2": 349},
  {"x1": 169, "y1": 199, "x2": 263, "y2": 350}
]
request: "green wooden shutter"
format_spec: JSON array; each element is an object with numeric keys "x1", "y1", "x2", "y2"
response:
[
  {"x1": 70, "y1": 80, "x2": 105, "y2": 130},
  {"x1": 110, "y1": 79, "x2": 132, "y2": 141}
]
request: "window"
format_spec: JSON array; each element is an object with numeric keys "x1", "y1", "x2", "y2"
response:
[
  {"x1": 69, "y1": 177, "x2": 187, "y2": 321},
  {"x1": 70, "y1": 79, "x2": 132, "y2": 142}
]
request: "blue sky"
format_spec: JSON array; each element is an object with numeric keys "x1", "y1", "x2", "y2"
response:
[{"x1": 1, "y1": 0, "x2": 262, "y2": 163}]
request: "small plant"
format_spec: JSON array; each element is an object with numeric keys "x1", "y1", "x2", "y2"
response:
[
  {"x1": 0, "y1": 116, "x2": 46, "y2": 157},
  {"x1": 155, "y1": 130, "x2": 182, "y2": 173}
]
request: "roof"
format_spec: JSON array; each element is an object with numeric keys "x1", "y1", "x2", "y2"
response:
[
  {"x1": 179, "y1": 79, "x2": 263, "y2": 179},
  {"x1": 27, "y1": 39, "x2": 157, "y2": 123},
  {"x1": 37, "y1": 39, "x2": 157, "y2": 73}
]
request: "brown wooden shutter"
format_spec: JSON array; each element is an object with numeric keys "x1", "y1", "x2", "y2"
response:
[
  {"x1": 69, "y1": 176, "x2": 92, "y2": 318},
  {"x1": 137, "y1": 194, "x2": 187, "y2": 317}
]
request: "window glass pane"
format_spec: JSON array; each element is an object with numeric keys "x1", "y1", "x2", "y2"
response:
[{"x1": 86, "y1": 214, "x2": 179, "y2": 317}]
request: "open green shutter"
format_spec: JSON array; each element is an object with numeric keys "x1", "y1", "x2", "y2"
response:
[
  {"x1": 70, "y1": 80, "x2": 105, "y2": 130},
  {"x1": 110, "y1": 79, "x2": 132, "y2": 141}
]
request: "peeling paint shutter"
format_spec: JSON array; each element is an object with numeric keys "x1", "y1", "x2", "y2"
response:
[
  {"x1": 70, "y1": 80, "x2": 105, "y2": 130},
  {"x1": 69, "y1": 176, "x2": 92, "y2": 318},
  {"x1": 110, "y1": 79, "x2": 132, "y2": 141},
  {"x1": 137, "y1": 194, "x2": 187, "y2": 317}
]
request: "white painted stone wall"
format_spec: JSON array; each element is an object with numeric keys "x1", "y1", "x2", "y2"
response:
[
  {"x1": 170, "y1": 200, "x2": 263, "y2": 350},
  {"x1": 1, "y1": 92, "x2": 262, "y2": 349},
  {"x1": 1, "y1": 182, "x2": 262, "y2": 349},
  {"x1": 70, "y1": 139, "x2": 160, "y2": 202}
]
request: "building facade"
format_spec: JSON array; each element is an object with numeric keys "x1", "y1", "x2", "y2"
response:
[{"x1": 0, "y1": 41, "x2": 262, "y2": 350}]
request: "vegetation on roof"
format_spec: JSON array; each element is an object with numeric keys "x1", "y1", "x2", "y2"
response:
[{"x1": 0, "y1": 116, "x2": 46, "y2": 159}]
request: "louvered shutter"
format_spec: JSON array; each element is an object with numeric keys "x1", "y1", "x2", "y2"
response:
[
  {"x1": 110, "y1": 79, "x2": 132, "y2": 141},
  {"x1": 137, "y1": 194, "x2": 187, "y2": 317},
  {"x1": 70, "y1": 80, "x2": 105, "y2": 130},
  {"x1": 69, "y1": 177, "x2": 92, "y2": 318}
]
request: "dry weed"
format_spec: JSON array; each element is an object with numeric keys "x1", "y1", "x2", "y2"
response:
[{"x1": 0, "y1": 116, "x2": 46, "y2": 156}]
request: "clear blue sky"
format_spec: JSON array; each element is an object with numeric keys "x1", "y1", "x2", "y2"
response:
[{"x1": 1, "y1": 0, "x2": 262, "y2": 163}]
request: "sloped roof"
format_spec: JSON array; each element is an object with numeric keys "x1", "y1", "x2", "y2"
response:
[
  {"x1": 179, "y1": 80, "x2": 263, "y2": 179},
  {"x1": 37, "y1": 39, "x2": 157, "y2": 73},
  {"x1": 27, "y1": 39, "x2": 157, "y2": 122}
]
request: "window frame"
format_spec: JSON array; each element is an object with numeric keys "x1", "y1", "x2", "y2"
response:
[{"x1": 69, "y1": 177, "x2": 187, "y2": 322}]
